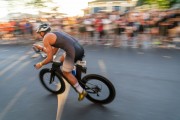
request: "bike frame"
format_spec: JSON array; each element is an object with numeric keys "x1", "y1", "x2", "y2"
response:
[{"x1": 50, "y1": 61, "x2": 87, "y2": 88}]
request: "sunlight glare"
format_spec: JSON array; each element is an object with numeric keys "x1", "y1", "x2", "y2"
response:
[{"x1": 54, "y1": 0, "x2": 93, "y2": 16}]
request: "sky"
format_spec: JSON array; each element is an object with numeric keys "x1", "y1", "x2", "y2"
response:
[
  {"x1": 0, "y1": 0, "x2": 93, "y2": 19},
  {"x1": 0, "y1": 0, "x2": 8, "y2": 18},
  {"x1": 55, "y1": 0, "x2": 93, "y2": 16}
]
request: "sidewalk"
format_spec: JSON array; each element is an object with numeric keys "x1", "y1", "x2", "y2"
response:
[
  {"x1": 0, "y1": 39, "x2": 37, "y2": 45},
  {"x1": 0, "y1": 38, "x2": 179, "y2": 50}
]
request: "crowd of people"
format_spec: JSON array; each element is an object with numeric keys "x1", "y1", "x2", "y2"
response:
[
  {"x1": 0, "y1": 8, "x2": 179, "y2": 48},
  {"x1": 0, "y1": 19, "x2": 34, "y2": 40}
]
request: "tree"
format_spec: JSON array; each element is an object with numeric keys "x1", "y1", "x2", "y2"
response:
[
  {"x1": 169, "y1": 0, "x2": 180, "y2": 7},
  {"x1": 136, "y1": 0, "x2": 145, "y2": 6},
  {"x1": 26, "y1": 0, "x2": 52, "y2": 8},
  {"x1": 136, "y1": 0, "x2": 178, "y2": 8},
  {"x1": 26, "y1": 0, "x2": 60, "y2": 13}
]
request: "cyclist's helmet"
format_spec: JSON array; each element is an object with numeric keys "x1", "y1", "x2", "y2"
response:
[{"x1": 36, "y1": 23, "x2": 51, "y2": 33}]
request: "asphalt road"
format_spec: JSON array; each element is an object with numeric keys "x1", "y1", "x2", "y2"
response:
[{"x1": 0, "y1": 44, "x2": 180, "y2": 120}]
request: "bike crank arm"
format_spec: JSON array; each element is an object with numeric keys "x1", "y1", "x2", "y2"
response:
[
  {"x1": 81, "y1": 81, "x2": 102, "y2": 92},
  {"x1": 86, "y1": 89, "x2": 100, "y2": 96},
  {"x1": 79, "y1": 81, "x2": 98, "y2": 93}
]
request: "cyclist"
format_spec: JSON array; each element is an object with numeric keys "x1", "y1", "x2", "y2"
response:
[{"x1": 34, "y1": 23, "x2": 87, "y2": 101}]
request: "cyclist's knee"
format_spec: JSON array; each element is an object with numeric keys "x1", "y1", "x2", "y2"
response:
[{"x1": 60, "y1": 53, "x2": 65, "y2": 62}]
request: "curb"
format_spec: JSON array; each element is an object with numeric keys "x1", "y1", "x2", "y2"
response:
[{"x1": 0, "y1": 40, "x2": 37, "y2": 45}]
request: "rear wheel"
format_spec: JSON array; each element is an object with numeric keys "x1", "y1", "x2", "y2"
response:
[
  {"x1": 39, "y1": 68, "x2": 65, "y2": 94},
  {"x1": 81, "y1": 74, "x2": 116, "y2": 104}
]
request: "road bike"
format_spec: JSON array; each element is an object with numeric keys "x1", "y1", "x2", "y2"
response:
[{"x1": 33, "y1": 48, "x2": 116, "y2": 104}]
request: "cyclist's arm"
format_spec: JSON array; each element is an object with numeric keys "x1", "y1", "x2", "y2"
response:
[
  {"x1": 42, "y1": 46, "x2": 59, "y2": 55},
  {"x1": 33, "y1": 44, "x2": 46, "y2": 53},
  {"x1": 52, "y1": 47, "x2": 59, "y2": 55},
  {"x1": 41, "y1": 33, "x2": 56, "y2": 65}
]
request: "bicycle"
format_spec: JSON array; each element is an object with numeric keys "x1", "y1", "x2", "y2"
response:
[{"x1": 33, "y1": 49, "x2": 116, "y2": 104}]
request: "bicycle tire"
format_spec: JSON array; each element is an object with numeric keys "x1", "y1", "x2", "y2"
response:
[
  {"x1": 39, "y1": 68, "x2": 65, "y2": 94},
  {"x1": 81, "y1": 74, "x2": 116, "y2": 104}
]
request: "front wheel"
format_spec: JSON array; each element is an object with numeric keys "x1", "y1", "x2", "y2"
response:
[
  {"x1": 81, "y1": 74, "x2": 116, "y2": 104},
  {"x1": 39, "y1": 68, "x2": 65, "y2": 94}
]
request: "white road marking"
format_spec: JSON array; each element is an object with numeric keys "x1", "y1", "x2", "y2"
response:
[
  {"x1": 26, "y1": 50, "x2": 34, "y2": 55},
  {"x1": 0, "y1": 87, "x2": 26, "y2": 120},
  {"x1": 98, "y1": 59, "x2": 107, "y2": 75},
  {"x1": 0, "y1": 55, "x2": 28, "y2": 76},
  {"x1": 163, "y1": 56, "x2": 172, "y2": 59},
  {"x1": 1, "y1": 50, "x2": 9, "y2": 52},
  {"x1": 31, "y1": 53, "x2": 40, "y2": 58},
  {"x1": 137, "y1": 52, "x2": 144, "y2": 54},
  {"x1": 5, "y1": 61, "x2": 31, "y2": 81},
  {"x1": 0, "y1": 54, "x2": 19, "y2": 65},
  {"x1": 56, "y1": 80, "x2": 70, "y2": 120}
]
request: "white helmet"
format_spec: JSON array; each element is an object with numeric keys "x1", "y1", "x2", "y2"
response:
[{"x1": 36, "y1": 23, "x2": 51, "y2": 33}]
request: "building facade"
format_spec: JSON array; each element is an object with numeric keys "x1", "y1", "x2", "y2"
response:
[{"x1": 88, "y1": 0, "x2": 138, "y2": 14}]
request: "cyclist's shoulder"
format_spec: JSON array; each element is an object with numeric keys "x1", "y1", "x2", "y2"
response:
[
  {"x1": 50, "y1": 30, "x2": 73, "y2": 39},
  {"x1": 44, "y1": 32, "x2": 57, "y2": 42},
  {"x1": 51, "y1": 30, "x2": 66, "y2": 36},
  {"x1": 45, "y1": 32, "x2": 56, "y2": 37}
]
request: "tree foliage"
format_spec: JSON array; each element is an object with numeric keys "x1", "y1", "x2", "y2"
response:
[
  {"x1": 137, "y1": 0, "x2": 179, "y2": 8},
  {"x1": 169, "y1": 0, "x2": 180, "y2": 6},
  {"x1": 26, "y1": 0, "x2": 52, "y2": 8},
  {"x1": 26, "y1": 0, "x2": 60, "y2": 13}
]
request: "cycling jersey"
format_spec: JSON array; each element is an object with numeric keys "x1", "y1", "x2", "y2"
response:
[{"x1": 52, "y1": 31, "x2": 84, "y2": 72}]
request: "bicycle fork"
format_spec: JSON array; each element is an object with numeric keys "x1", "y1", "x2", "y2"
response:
[{"x1": 49, "y1": 70, "x2": 55, "y2": 84}]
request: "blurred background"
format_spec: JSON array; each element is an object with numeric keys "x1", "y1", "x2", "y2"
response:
[
  {"x1": 0, "y1": 0, "x2": 179, "y2": 47},
  {"x1": 0, "y1": 1, "x2": 180, "y2": 120}
]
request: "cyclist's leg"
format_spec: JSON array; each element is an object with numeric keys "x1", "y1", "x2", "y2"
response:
[
  {"x1": 74, "y1": 43, "x2": 85, "y2": 62},
  {"x1": 60, "y1": 53, "x2": 65, "y2": 62},
  {"x1": 61, "y1": 53, "x2": 76, "y2": 83},
  {"x1": 62, "y1": 53, "x2": 86, "y2": 101}
]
